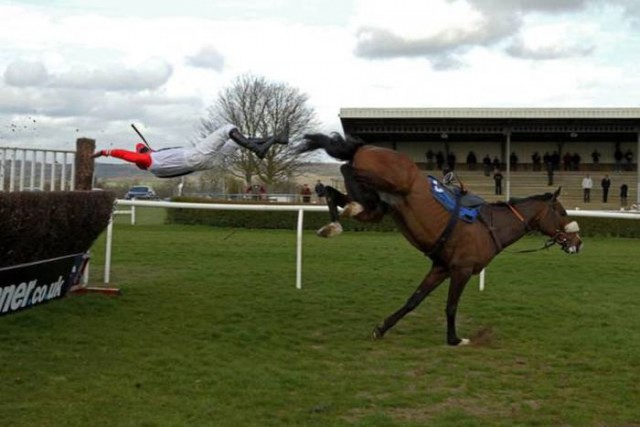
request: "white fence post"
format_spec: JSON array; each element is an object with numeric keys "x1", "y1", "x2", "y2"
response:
[
  {"x1": 296, "y1": 209, "x2": 304, "y2": 290},
  {"x1": 39, "y1": 151, "x2": 46, "y2": 190},
  {"x1": 18, "y1": 149, "x2": 25, "y2": 191},
  {"x1": 50, "y1": 152, "x2": 56, "y2": 191},
  {"x1": 104, "y1": 217, "x2": 114, "y2": 284}
]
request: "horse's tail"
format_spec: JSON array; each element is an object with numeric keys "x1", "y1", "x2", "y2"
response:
[{"x1": 296, "y1": 132, "x2": 364, "y2": 161}]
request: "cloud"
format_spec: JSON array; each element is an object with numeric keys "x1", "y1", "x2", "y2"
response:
[
  {"x1": 506, "y1": 38, "x2": 595, "y2": 60},
  {"x1": 186, "y1": 46, "x2": 225, "y2": 71},
  {"x1": 3, "y1": 59, "x2": 173, "y2": 91},
  {"x1": 351, "y1": 0, "x2": 627, "y2": 67},
  {"x1": 4, "y1": 60, "x2": 49, "y2": 87}
]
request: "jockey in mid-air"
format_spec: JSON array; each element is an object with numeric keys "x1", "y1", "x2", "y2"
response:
[{"x1": 92, "y1": 123, "x2": 287, "y2": 178}]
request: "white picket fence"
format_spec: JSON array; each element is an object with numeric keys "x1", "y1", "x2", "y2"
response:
[
  {"x1": 0, "y1": 147, "x2": 76, "y2": 192},
  {"x1": 99, "y1": 200, "x2": 640, "y2": 291}
]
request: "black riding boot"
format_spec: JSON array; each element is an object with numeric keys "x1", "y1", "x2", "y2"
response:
[{"x1": 228, "y1": 128, "x2": 277, "y2": 159}]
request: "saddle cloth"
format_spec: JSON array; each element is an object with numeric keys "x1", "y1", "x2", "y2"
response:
[{"x1": 428, "y1": 176, "x2": 484, "y2": 223}]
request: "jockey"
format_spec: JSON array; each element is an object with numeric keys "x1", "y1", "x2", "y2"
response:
[{"x1": 92, "y1": 124, "x2": 287, "y2": 178}]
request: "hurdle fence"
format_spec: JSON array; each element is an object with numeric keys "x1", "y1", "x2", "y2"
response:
[
  {"x1": 99, "y1": 200, "x2": 640, "y2": 291},
  {"x1": 0, "y1": 147, "x2": 76, "y2": 192}
]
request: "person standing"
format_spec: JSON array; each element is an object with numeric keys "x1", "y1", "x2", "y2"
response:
[
  {"x1": 300, "y1": 184, "x2": 312, "y2": 203},
  {"x1": 314, "y1": 180, "x2": 326, "y2": 203},
  {"x1": 493, "y1": 168, "x2": 504, "y2": 196},
  {"x1": 546, "y1": 161, "x2": 554, "y2": 186},
  {"x1": 601, "y1": 174, "x2": 611, "y2": 203},
  {"x1": 582, "y1": 174, "x2": 593, "y2": 202},
  {"x1": 482, "y1": 154, "x2": 492, "y2": 176},
  {"x1": 620, "y1": 183, "x2": 629, "y2": 207}
]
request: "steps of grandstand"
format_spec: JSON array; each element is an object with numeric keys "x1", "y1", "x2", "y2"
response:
[{"x1": 421, "y1": 166, "x2": 637, "y2": 210}]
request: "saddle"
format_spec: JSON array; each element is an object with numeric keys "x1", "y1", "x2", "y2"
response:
[{"x1": 428, "y1": 176, "x2": 485, "y2": 223}]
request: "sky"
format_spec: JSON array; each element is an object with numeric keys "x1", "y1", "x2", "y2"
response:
[{"x1": 1, "y1": 0, "x2": 640, "y2": 152}]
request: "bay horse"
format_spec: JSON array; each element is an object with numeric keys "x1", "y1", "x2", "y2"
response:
[{"x1": 297, "y1": 133, "x2": 583, "y2": 346}]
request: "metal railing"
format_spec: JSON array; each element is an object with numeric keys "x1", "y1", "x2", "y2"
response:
[{"x1": 0, "y1": 147, "x2": 76, "y2": 192}]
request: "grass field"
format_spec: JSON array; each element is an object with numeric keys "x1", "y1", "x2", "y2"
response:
[{"x1": 1, "y1": 209, "x2": 640, "y2": 426}]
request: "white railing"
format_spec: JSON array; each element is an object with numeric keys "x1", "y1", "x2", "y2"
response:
[
  {"x1": 0, "y1": 147, "x2": 75, "y2": 192},
  {"x1": 103, "y1": 200, "x2": 330, "y2": 289},
  {"x1": 101, "y1": 200, "x2": 640, "y2": 290}
]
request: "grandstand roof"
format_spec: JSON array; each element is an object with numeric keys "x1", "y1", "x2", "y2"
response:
[{"x1": 339, "y1": 108, "x2": 640, "y2": 143}]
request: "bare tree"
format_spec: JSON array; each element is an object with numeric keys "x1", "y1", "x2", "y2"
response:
[{"x1": 198, "y1": 74, "x2": 318, "y2": 186}]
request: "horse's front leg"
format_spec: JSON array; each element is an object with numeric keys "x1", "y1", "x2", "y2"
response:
[
  {"x1": 445, "y1": 267, "x2": 473, "y2": 346},
  {"x1": 373, "y1": 264, "x2": 449, "y2": 339},
  {"x1": 317, "y1": 186, "x2": 350, "y2": 238}
]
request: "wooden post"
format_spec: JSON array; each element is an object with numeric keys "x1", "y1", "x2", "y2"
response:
[{"x1": 75, "y1": 138, "x2": 95, "y2": 191}]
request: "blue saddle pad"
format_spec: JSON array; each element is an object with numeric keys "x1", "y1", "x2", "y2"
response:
[{"x1": 428, "y1": 176, "x2": 480, "y2": 223}]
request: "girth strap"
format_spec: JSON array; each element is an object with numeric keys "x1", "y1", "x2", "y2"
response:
[{"x1": 427, "y1": 194, "x2": 460, "y2": 258}]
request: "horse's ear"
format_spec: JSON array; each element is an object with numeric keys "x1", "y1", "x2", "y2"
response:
[{"x1": 553, "y1": 186, "x2": 562, "y2": 200}]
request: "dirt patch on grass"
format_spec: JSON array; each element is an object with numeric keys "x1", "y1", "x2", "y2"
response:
[{"x1": 470, "y1": 325, "x2": 495, "y2": 347}]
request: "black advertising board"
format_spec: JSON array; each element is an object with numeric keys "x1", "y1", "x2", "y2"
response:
[{"x1": 0, "y1": 253, "x2": 87, "y2": 316}]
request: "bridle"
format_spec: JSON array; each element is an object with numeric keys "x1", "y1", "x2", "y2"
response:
[{"x1": 507, "y1": 200, "x2": 580, "y2": 252}]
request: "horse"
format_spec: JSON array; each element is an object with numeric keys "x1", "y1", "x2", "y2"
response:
[{"x1": 297, "y1": 133, "x2": 583, "y2": 346}]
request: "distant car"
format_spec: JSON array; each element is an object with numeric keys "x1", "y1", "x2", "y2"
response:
[{"x1": 125, "y1": 185, "x2": 157, "y2": 200}]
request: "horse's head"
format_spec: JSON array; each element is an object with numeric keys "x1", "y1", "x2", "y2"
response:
[{"x1": 536, "y1": 187, "x2": 583, "y2": 254}]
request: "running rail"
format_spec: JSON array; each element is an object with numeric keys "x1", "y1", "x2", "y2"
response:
[{"x1": 103, "y1": 200, "x2": 640, "y2": 291}]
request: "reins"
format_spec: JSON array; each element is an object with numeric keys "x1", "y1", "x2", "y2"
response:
[{"x1": 503, "y1": 201, "x2": 557, "y2": 253}]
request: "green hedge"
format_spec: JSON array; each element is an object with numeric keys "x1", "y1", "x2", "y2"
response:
[
  {"x1": 166, "y1": 197, "x2": 640, "y2": 238},
  {"x1": 0, "y1": 191, "x2": 116, "y2": 268}
]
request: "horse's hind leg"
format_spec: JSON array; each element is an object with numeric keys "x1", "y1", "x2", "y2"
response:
[
  {"x1": 373, "y1": 264, "x2": 449, "y2": 339},
  {"x1": 445, "y1": 267, "x2": 473, "y2": 346},
  {"x1": 317, "y1": 186, "x2": 350, "y2": 238}
]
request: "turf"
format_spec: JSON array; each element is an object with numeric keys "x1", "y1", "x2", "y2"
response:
[{"x1": 1, "y1": 215, "x2": 639, "y2": 426}]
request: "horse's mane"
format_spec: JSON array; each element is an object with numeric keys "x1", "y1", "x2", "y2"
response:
[{"x1": 490, "y1": 192, "x2": 554, "y2": 207}]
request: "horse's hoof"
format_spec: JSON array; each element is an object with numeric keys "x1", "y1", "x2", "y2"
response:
[
  {"x1": 341, "y1": 202, "x2": 364, "y2": 218},
  {"x1": 448, "y1": 337, "x2": 471, "y2": 346},
  {"x1": 316, "y1": 222, "x2": 343, "y2": 238},
  {"x1": 459, "y1": 338, "x2": 470, "y2": 346},
  {"x1": 372, "y1": 326, "x2": 384, "y2": 340}
]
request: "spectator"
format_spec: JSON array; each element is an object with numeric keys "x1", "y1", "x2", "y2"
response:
[
  {"x1": 482, "y1": 154, "x2": 492, "y2": 176},
  {"x1": 314, "y1": 180, "x2": 326, "y2": 203},
  {"x1": 531, "y1": 151, "x2": 541, "y2": 171},
  {"x1": 625, "y1": 149, "x2": 633, "y2": 171},
  {"x1": 466, "y1": 151, "x2": 477, "y2": 171},
  {"x1": 591, "y1": 149, "x2": 601, "y2": 165},
  {"x1": 493, "y1": 169, "x2": 504, "y2": 196},
  {"x1": 620, "y1": 183, "x2": 629, "y2": 207},
  {"x1": 614, "y1": 146, "x2": 624, "y2": 172},
  {"x1": 563, "y1": 152, "x2": 572, "y2": 171},
  {"x1": 601, "y1": 174, "x2": 611, "y2": 203},
  {"x1": 492, "y1": 156, "x2": 500, "y2": 171},
  {"x1": 446, "y1": 151, "x2": 457, "y2": 170},
  {"x1": 547, "y1": 161, "x2": 554, "y2": 186},
  {"x1": 551, "y1": 151, "x2": 560, "y2": 171},
  {"x1": 300, "y1": 184, "x2": 312, "y2": 203},
  {"x1": 435, "y1": 151, "x2": 445, "y2": 170},
  {"x1": 510, "y1": 152, "x2": 518, "y2": 171},
  {"x1": 582, "y1": 174, "x2": 593, "y2": 203},
  {"x1": 572, "y1": 152, "x2": 581, "y2": 171},
  {"x1": 425, "y1": 149, "x2": 435, "y2": 169}
]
